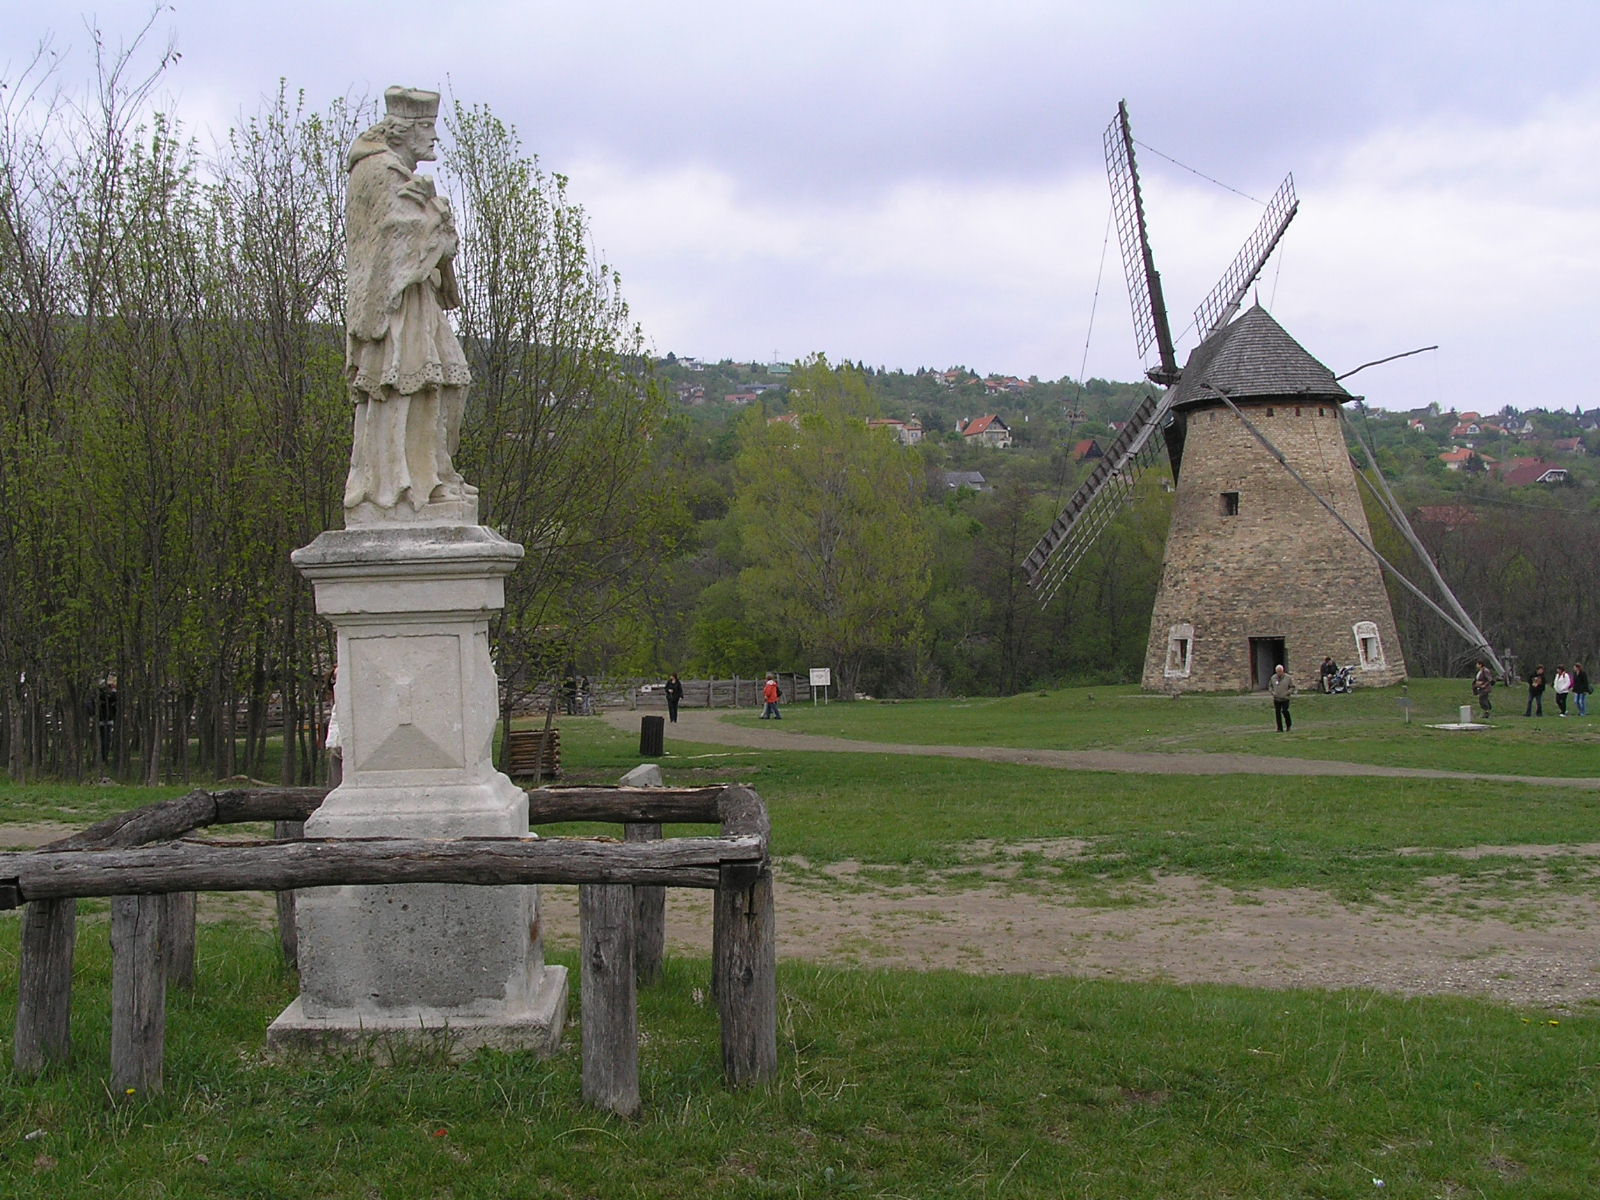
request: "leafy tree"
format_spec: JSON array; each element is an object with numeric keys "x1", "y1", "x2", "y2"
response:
[
  {"x1": 732, "y1": 356, "x2": 931, "y2": 699},
  {"x1": 442, "y1": 102, "x2": 682, "y2": 735}
]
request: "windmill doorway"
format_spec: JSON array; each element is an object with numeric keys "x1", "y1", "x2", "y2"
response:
[{"x1": 1250, "y1": 638, "x2": 1287, "y2": 690}]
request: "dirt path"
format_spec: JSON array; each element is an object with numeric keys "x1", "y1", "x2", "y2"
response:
[{"x1": 585, "y1": 708, "x2": 1600, "y2": 1010}]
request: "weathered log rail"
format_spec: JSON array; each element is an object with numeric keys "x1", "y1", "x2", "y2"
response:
[{"x1": 4, "y1": 783, "x2": 777, "y2": 1116}]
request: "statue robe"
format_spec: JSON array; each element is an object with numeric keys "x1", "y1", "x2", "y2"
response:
[{"x1": 343, "y1": 140, "x2": 470, "y2": 512}]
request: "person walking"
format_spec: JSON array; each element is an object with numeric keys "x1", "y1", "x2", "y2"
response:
[
  {"x1": 761, "y1": 674, "x2": 783, "y2": 720},
  {"x1": 1525, "y1": 664, "x2": 1546, "y2": 717},
  {"x1": 1267, "y1": 663, "x2": 1296, "y2": 732},
  {"x1": 664, "y1": 673, "x2": 684, "y2": 723},
  {"x1": 1552, "y1": 665, "x2": 1573, "y2": 717},
  {"x1": 1472, "y1": 661, "x2": 1494, "y2": 718},
  {"x1": 1574, "y1": 663, "x2": 1591, "y2": 717}
]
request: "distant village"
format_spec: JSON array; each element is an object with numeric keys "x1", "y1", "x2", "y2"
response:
[{"x1": 658, "y1": 354, "x2": 1599, "y2": 496}]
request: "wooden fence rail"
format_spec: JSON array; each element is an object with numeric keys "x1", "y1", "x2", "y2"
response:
[{"x1": 5, "y1": 783, "x2": 776, "y2": 1115}]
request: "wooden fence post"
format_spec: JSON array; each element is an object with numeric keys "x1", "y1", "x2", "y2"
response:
[
  {"x1": 274, "y1": 818, "x2": 304, "y2": 968},
  {"x1": 163, "y1": 892, "x2": 197, "y2": 989},
  {"x1": 14, "y1": 898, "x2": 77, "y2": 1074},
  {"x1": 580, "y1": 882, "x2": 639, "y2": 1117},
  {"x1": 624, "y1": 823, "x2": 665, "y2": 985},
  {"x1": 110, "y1": 894, "x2": 166, "y2": 1096},
  {"x1": 713, "y1": 863, "x2": 777, "y2": 1087}
]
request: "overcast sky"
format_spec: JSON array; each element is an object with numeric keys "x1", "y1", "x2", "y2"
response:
[{"x1": 5, "y1": 1, "x2": 1597, "y2": 411}]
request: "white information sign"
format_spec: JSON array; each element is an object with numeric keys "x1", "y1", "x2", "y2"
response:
[{"x1": 808, "y1": 668, "x2": 832, "y2": 687}]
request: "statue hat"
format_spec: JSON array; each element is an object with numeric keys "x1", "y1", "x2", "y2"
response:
[{"x1": 384, "y1": 86, "x2": 440, "y2": 120}]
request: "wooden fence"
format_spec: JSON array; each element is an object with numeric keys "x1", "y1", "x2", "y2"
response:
[
  {"x1": 1, "y1": 784, "x2": 776, "y2": 1117},
  {"x1": 623, "y1": 673, "x2": 815, "y2": 711}
]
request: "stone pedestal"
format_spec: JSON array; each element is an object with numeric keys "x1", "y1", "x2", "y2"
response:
[{"x1": 268, "y1": 523, "x2": 567, "y2": 1058}]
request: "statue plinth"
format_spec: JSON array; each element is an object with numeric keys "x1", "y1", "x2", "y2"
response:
[{"x1": 268, "y1": 522, "x2": 567, "y2": 1058}]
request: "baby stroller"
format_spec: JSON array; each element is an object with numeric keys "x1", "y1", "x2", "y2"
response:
[{"x1": 1325, "y1": 665, "x2": 1356, "y2": 694}]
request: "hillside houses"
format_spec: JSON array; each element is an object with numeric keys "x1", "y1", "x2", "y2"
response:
[
  {"x1": 957, "y1": 414, "x2": 1013, "y2": 448},
  {"x1": 1499, "y1": 458, "x2": 1570, "y2": 486},
  {"x1": 868, "y1": 417, "x2": 925, "y2": 446}
]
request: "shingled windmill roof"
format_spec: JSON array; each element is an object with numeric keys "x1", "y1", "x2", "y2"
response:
[{"x1": 1168, "y1": 305, "x2": 1349, "y2": 410}]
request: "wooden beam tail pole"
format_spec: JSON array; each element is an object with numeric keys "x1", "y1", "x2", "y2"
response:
[
  {"x1": 162, "y1": 892, "x2": 197, "y2": 990},
  {"x1": 14, "y1": 897, "x2": 77, "y2": 1074},
  {"x1": 580, "y1": 882, "x2": 640, "y2": 1117},
  {"x1": 273, "y1": 819, "x2": 306, "y2": 968},
  {"x1": 625, "y1": 822, "x2": 666, "y2": 986},
  {"x1": 713, "y1": 862, "x2": 777, "y2": 1087},
  {"x1": 1342, "y1": 406, "x2": 1504, "y2": 676},
  {"x1": 1204, "y1": 383, "x2": 1492, "y2": 658},
  {"x1": 110, "y1": 894, "x2": 166, "y2": 1097},
  {"x1": 0, "y1": 834, "x2": 762, "y2": 902}
]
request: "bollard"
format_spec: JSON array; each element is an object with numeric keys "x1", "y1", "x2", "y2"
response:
[{"x1": 1459, "y1": 705, "x2": 1473, "y2": 724}]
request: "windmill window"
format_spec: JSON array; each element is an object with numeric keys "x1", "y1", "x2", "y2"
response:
[
  {"x1": 1265, "y1": 407, "x2": 1275, "y2": 418},
  {"x1": 1353, "y1": 621, "x2": 1385, "y2": 669},
  {"x1": 1221, "y1": 491, "x2": 1240, "y2": 516},
  {"x1": 1295, "y1": 407, "x2": 1302, "y2": 417},
  {"x1": 1165, "y1": 624, "x2": 1194, "y2": 677}
]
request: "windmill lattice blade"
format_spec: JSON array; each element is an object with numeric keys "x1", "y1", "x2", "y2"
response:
[
  {"x1": 1026, "y1": 392, "x2": 1169, "y2": 606},
  {"x1": 1104, "y1": 107, "x2": 1175, "y2": 379},
  {"x1": 1192, "y1": 174, "x2": 1298, "y2": 342}
]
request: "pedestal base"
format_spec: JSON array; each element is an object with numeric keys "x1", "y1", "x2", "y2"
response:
[
  {"x1": 281, "y1": 521, "x2": 568, "y2": 1060},
  {"x1": 267, "y1": 966, "x2": 567, "y2": 1062}
]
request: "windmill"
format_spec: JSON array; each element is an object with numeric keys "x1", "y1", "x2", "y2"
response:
[{"x1": 1023, "y1": 102, "x2": 1480, "y2": 692}]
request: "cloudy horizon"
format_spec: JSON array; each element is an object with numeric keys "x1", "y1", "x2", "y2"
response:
[{"x1": 4, "y1": 1, "x2": 1596, "y2": 411}]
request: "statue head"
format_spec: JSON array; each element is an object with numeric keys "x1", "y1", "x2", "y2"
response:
[{"x1": 351, "y1": 86, "x2": 442, "y2": 169}]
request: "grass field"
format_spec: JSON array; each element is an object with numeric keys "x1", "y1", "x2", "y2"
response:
[
  {"x1": 2, "y1": 683, "x2": 1597, "y2": 1198},
  {"x1": 708, "y1": 676, "x2": 1600, "y2": 777}
]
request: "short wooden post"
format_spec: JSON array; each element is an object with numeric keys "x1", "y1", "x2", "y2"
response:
[
  {"x1": 14, "y1": 898, "x2": 78, "y2": 1074},
  {"x1": 624, "y1": 822, "x2": 665, "y2": 985},
  {"x1": 111, "y1": 894, "x2": 166, "y2": 1096},
  {"x1": 162, "y1": 892, "x2": 197, "y2": 989},
  {"x1": 579, "y1": 882, "x2": 639, "y2": 1117},
  {"x1": 713, "y1": 863, "x2": 777, "y2": 1087},
  {"x1": 273, "y1": 818, "x2": 304, "y2": 968}
]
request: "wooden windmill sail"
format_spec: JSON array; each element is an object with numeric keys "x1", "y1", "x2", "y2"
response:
[
  {"x1": 1023, "y1": 102, "x2": 1298, "y2": 607},
  {"x1": 1025, "y1": 102, "x2": 1418, "y2": 692}
]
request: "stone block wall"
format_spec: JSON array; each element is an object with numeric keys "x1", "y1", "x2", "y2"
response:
[{"x1": 1141, "y1": 399, "x2": 1407, "y2": 692}]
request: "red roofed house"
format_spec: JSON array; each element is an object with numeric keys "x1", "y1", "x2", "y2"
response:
[
  {"x1": 1071, "y1": 438, "x2": 1104, "y2": 462},
  {"x1": 1439, "y1": 447, "x2": 1494, "y2": 471},
  {"x1": 1500, "y1": 457, "x2": 1570, "y2": 486},
  {"x1": 958, "y1": 414, "x2": 1013, "y2": 448}
]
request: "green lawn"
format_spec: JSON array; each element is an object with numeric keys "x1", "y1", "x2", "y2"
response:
[
  {"x1": 710, "y1": 677, "x2": 1600, "y2": 777},
  {"x1": 549, "y1": 714, "x2": 1600, "y2": 913},
  {"x1": 1, "y1": 685, "x2": 1597, "y2": 1197},
  {"x1": 0, "y1": 927, "x2": 1594, "y2": 1199}
]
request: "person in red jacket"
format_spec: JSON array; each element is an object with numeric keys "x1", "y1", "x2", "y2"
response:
[{"x1": 761, "y1": 675, "x2": 783, "y2": 720}]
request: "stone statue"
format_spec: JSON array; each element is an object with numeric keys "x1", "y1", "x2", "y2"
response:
[{"x1": 343, "y1": 86, "x2": 475, "y2": 520}]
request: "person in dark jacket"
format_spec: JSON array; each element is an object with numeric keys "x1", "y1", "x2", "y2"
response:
[
  {"x1": 664, "y1": 673, "x2": 684, "y2": 723},
  {"x1": 1573, "y1": 664, "x2": 1591, "y2": 717},
  {"x1": 1525, "y1": 664, "x2": 1546, "y2": 717}
]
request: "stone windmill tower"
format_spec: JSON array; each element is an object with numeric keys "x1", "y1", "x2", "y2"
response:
[
  {"x1": 1025, "y1": 102, "x2": 1426, "y2": 692},
  {"x1": 1135, "y1": 306, "x2": 1405, "y2": 690}
]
